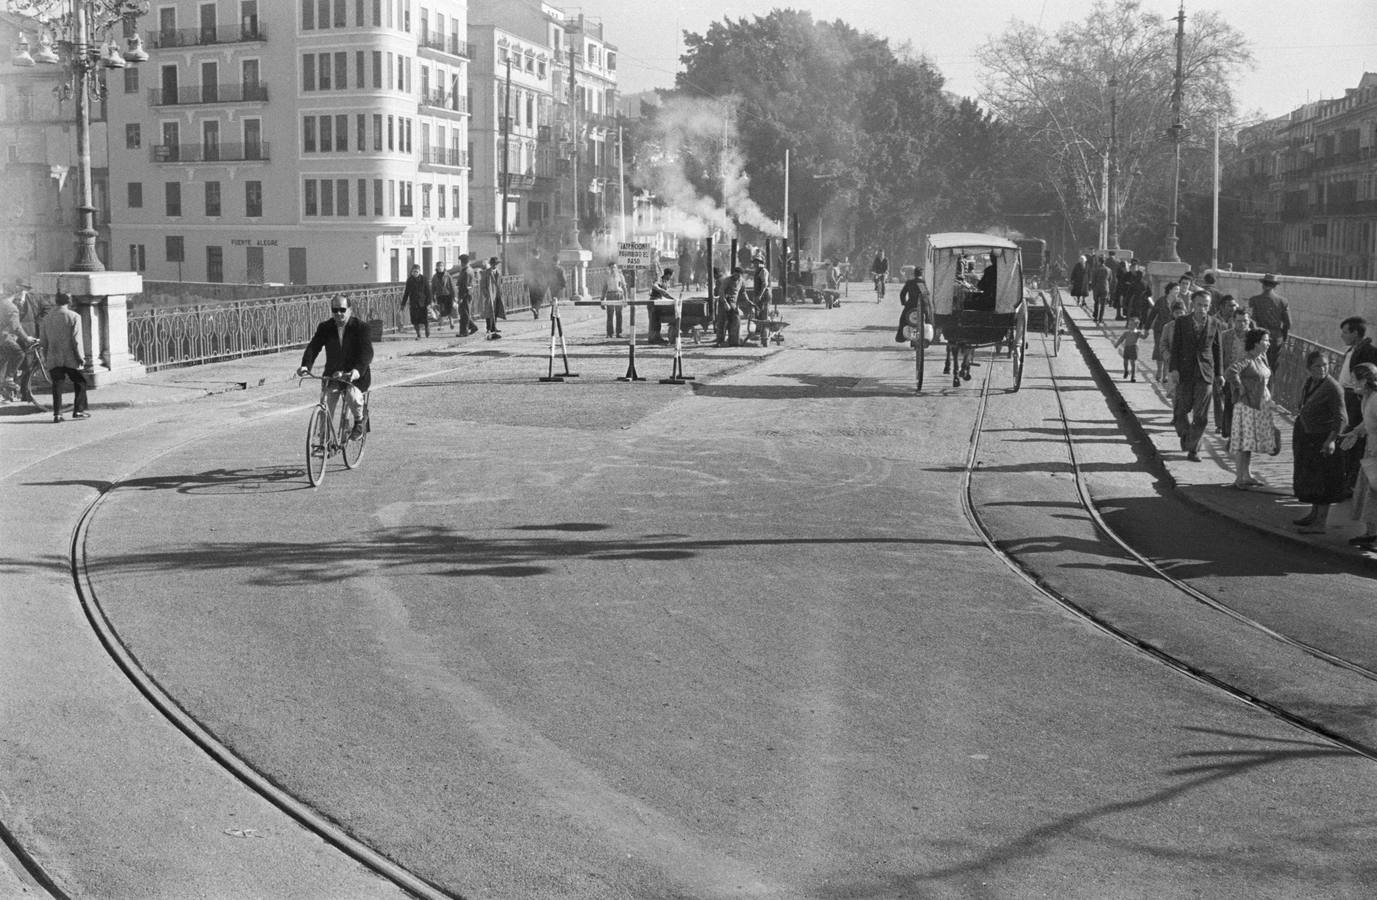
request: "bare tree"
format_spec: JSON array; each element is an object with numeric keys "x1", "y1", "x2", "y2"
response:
[{"x1": 979, "y1": 0, "x2": 1252, "y2": 253}]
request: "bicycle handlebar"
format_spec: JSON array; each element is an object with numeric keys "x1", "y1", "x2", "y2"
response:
[{"x1": 297, "y1": 372, "x2": 357, "y2": 388}]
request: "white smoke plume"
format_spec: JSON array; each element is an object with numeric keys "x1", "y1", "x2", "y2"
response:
[{"x1": 633, "y1": 95, "x2": 783, "y2": 239}]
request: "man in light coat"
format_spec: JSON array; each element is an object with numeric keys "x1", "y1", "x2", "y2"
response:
[{"x1": 38, "y1": 292, "x2": 88, "y2": 422}]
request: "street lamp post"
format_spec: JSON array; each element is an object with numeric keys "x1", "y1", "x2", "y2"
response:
[
  {"x1": 12, "y1": 0, "x2": 149, "y2": 271},
  {"x1": 11, "y1": 0, "x2": 150, "y2": 386}
]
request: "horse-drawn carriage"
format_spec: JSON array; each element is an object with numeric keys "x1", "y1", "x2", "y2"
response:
[{"x1": 899, "y1": 232, "x2": 1029, "y2": 393}]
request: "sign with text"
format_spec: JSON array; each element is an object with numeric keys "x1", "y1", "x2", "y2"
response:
[{"x1": 617, "y1": 242, "x2": 654, "y2": 269}]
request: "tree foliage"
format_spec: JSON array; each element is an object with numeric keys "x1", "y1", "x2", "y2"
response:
[{"x1": 664, "y1": 9, "x2": 1039, "y2": 259}]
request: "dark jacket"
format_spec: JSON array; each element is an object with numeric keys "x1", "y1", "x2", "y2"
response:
[
  {"x1": 1069, "y1": 261, "x2": 1088, "y2": 296},
  {"x1": 301, "y1": 316, "x2": 374, "y2": 391},
  {"x1": 431, "y1": 270, "x2": 454, "y2": 298},
  {"x1": 1169, "y1": 312, "x2": 1222, "y2": 384},
  {"x1": 1297, "y1": 375, "x2": 1346, "y2": 436}
]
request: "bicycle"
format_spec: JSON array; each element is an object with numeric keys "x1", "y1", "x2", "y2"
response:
[
  {"x1": 5, "y1": 339, "x2": 53, "y2": 411},
  {"x1": 299, "y1": 372, "x2": 370, "y2": 487},
  {"x1": 873, "y1": 273, "x2": 886, "y2": 301}
]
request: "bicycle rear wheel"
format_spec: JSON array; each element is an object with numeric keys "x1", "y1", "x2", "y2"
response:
[
  {"x1": 342, "y1": 400, "x2": 368, "y2": 469},
  {"x1": 305, "y1": 407, "x2": 328, "y2": 486},
  {"x1": 18, "y1": 351, "x2": 52, "y2": 412}
]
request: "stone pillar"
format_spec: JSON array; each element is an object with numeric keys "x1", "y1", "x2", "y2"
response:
[
  {"x1": 34, "y1": 270, "x2": 147, "y2": 387},
  {"x1": 558, "y1": 246, "x2": 592, "y2": 302}
]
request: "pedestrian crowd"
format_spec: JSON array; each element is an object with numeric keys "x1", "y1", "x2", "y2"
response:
[{"x1": 1066, "y1": 258, "x2": 1376, "y2": 554}]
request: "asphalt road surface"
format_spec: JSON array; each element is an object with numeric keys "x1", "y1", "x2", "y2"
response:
[{"x1": 34, "y1": 299, "x2": 1377, "y2": 897}]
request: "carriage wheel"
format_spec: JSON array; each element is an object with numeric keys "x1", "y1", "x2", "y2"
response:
[{"x1": 1012, "y1": 305, "x2": 1028, "y2": 392}]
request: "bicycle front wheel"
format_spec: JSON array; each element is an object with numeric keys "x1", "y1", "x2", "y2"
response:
[
  {"x1": 18, "y1": 353, "x2": 51, "y2": 412},
  {"x1": 342, "y1": 403, "x2": 368, "y2": 469},
  {"x1": 305, "y1": 407, "x2": 328, "y2": 486}
]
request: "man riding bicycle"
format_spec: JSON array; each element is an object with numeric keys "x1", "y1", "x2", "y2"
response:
[
  {"x1": 871, "y1": 250, "x2": 889, "y2": 300},
  {"x1": 296, "y1": 293, "x2": 373, "y2": 439},
  {"x1": 0, "y1": 289, "x2": 38, "y2": 402}
]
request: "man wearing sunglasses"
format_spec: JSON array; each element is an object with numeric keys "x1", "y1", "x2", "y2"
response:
[{"x1": 297, "y1": 293, "x2": 374, "y2": 439}]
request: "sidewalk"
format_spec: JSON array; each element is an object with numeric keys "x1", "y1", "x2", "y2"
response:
[{"x1": 1064, "y1": 299, "x2": 1376, "y2": 568}]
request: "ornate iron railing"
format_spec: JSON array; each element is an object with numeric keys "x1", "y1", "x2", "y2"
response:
[
  {"x1": 1271, "y1": 335, "x2": 1341, "y2": 415},
  {"x1": 128, "y1": 281, "x2": 534, "y2": 371}
]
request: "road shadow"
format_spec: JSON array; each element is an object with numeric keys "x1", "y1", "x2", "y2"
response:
[
  {"x1": 33, "y1": 465, "x2": 311, "y2": 496},
  {"x1": 811, "y1": 726, "x2": 1368, "y2": 898},
  {"x1": 83, "y1": 524, "x2": 985, "y2": 586},
  {"x1": 692, "y1": 373, "x2": 924, "y2": 400}
]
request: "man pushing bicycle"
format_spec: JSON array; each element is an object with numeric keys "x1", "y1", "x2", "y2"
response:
[{"x1": 296, "y1": 293, "x2": 373, "y2": 439}]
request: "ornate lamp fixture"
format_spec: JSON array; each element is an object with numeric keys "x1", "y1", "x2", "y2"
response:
[{"x1": 10, "y1": 0, "x2": 151, "y2": 271}]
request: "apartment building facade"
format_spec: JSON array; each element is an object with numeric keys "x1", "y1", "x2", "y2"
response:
[
  {"x1": 100, "y1": 0, "x2": 471, "y2": 286},
  {"x1": 466, "y1": 0, "x2": 621, "y2": 267},
  {"x1": 1228, "y1": 72, "x2": 1377, "y2": 280}
]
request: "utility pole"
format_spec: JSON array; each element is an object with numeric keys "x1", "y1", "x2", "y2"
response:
[
  {"x1": 1107, "y1": 74, "x2": 1119, "y2": 250},
  {"x1": 500, "y1": 56, "x2": 512, "y2": 271}
]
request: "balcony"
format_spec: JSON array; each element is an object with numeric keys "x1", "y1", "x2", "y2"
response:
[
  {"x1": 418, "y1": 90, "x2": 467, "y2": 115},
  {"x1": 148, "y1": 83, "x2": 269, "y2": 106},
  {"x1": 151, "y1": 141, "x2": 270, "y2": 163},
  {"x1": 148, "y1": 25, "x2": 267, "y2": 48},
  {"x1": 421, "y1": 32, "x2": 471, "y2": 59},
  {"x1": 503, "y1": 173, "x2": 537, "y2": 191},
  {"x1": 537, "y1": 125, "x2": 552, "y2": 143},
  {"x1": 421, "y1": 146, "x2": 469, "y2": 168}
]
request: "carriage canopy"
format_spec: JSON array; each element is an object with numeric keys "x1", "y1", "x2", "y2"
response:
[{"x1": 925, "y1": 233, "x2": 1024, "y2": 316}]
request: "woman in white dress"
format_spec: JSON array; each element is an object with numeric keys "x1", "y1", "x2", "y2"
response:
[
  {"x1": 1225, "y1": 327, "x2": 1274, "y2": 488},
  {"x1": 1340, "y1": 361, "x2": 1377, "y2": 551}
]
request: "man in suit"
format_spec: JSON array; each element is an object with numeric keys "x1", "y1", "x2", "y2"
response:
[
  {"x1": 1169, "y1": 289, "x2": 1224, "y2": 461},
  {"x1": 297, "y1": 292, "x2": 373, "y2": 439},
  {"x1": 38, "y1": 291, "x2": 88, "y2": 422}
]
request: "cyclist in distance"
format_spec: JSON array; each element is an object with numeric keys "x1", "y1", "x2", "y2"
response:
[{"x1": 297, "y1": 292, "x2": 373, "y2": 439}]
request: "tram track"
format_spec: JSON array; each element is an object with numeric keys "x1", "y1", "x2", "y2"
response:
[{"x1": 960, "y1": 323, "x2": 1377, "y2": 763}]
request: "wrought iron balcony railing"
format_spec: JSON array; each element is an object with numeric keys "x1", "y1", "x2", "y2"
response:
[
  {"x1": 147, "y1": 25, "x2": 267, "y2": 48},
  {"x1": 148, "y1": 83, "x2": 268, "y2": 106},
  {"x1": 421, "y1": 32, "x2": 471, "y2": 58},
  {"x1": 421, "y1": 146, "x2": 469, "y2": 167}
]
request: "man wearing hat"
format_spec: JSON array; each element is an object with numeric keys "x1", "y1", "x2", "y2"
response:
[{"x1": 1247, "y1": 274, "x2": 1290, "y2": 377}]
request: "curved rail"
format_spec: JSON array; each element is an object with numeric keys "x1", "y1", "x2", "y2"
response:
[{"x1": 959, "y1": 327, "x2": 1377, "y2": 762}]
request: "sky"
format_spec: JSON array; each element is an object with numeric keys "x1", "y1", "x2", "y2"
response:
[{"x1": 580, "y1": 0, "x2": 1377, "y2": 121}]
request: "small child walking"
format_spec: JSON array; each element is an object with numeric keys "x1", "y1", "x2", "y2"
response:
[{"x1": 1112, "y1": 316, "x2": 1142, "y2": 381}]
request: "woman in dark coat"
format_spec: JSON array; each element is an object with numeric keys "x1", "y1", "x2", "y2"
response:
[
  {"x1": 400, "y1": 263, "x2": 431, "y2": 339},
  {"x1": 1292, "y1": 350, "x2": 1348, "y2": 532},
  {"x1": 1069, "y1": 254, "x2": 1088, "y2": 306}
]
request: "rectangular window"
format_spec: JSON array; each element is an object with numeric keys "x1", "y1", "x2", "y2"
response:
[
  {"x1": 302, "y1": 0, "x2": 314, "y2": 29},
  {"x1": 334, "y1": 0, "x2": 346, "y2": 27},
  {"x1": 452, "y1": 186, "x2": 460, "y2": 219},
  {"x1": 372, "y1": 114, "x2": 382, "y2": 150},
  {"x1": 387, "y1": 115, "x2": 394, "y2": 151},
  {"x1": 336, "y1": 114, "x2": 348, "y2": 151},
  {"x1": 438, "y1": 184, "x2": 445, "y2": 218},
  {"x1": 374, "y1": 178, "x2": 383, "y2": 215},
  {"x1": 357, "y1": 178, "x2": 367, "y2": 215},
  {"x1": 129, "y1": 244, "x2": 146, "y2": 272},
  {"x1": 387, "y1": 178, "x2": 395, "y2": 215},
  {"x1": 421, "y1": 183, "x2": 431, "y2": 217},
  {"x1": 371, "y1": 51, "x2": 382, "y2": 88},
  {"x1": 205, "y1": 180, "x2": 221, "y2": 216},
  {"x1": 372, "y1": 0, "x2": 381, "y2": 26},
  {"x1": 355, "y1": 0, "x2": 364, "y2": 27},
  {"x1": 165, "y1": 182, "x2": 181, "y2": 216},
  {"x1": 319, "y1": 115, "x2": 332, "y2": 151},
  {"x1": 355, "y1": 51, "x2": 365, "y2": 88},
  {"x1": 336, "y1": 179, "x2": 349, "y2": 216},
  {"x1": 127, "y1": 182, "x2": 143, "y2": 208},
  {"x1": 303, "y1": 116, "x2": 316, "y2": 152},
  {"x1": 245, "y1": 180, "x2": 262, "y2": 217},
  {"x1": 304, "y1": 179, "x2": 318, "y2": 215},
  {"x1": 403, "y1": 117, "x2": 411, "y2": 153},
  {"x1": 206, "y1": 245, "x2": 223, "y2": 283},
  {"x1": 302, "y1": 53, "x2": 315, "y2": 91},
  {"x1": 318, "y1": 54, "x2": 331, "y2": 90},
  {"x1": 321, "y1": 180, "x2": 334, "y2": 216},
  {"x1": 317, "y1": 0, "x2": 329, "y2": 28},
  {"x1": 123, "y1": 65, "x2": 139, "y2": 94},
  {"x1": 166, "y1": 235, "x2": 185, "y2": 262},
  {"x1": 356, "y1": 114, "x2": 366, "y2": 152},
  {"x1": 126, "y1": 123, "x2": 141, "y2": 149},
  {"x1": 334, "y1": 52, "x2": 347, "y2": 89},
  {"x1": 399, "y1": 55, "x2": 407, "y2": 91}
]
